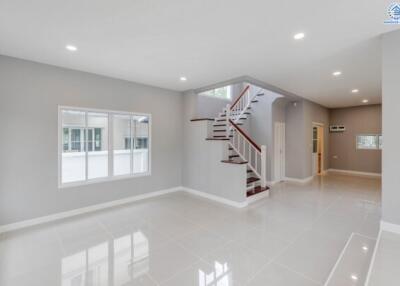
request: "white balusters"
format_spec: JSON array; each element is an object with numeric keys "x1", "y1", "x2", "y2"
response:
[{"x1": 226, "y1": 104, "x2": 231, "y2": 138}]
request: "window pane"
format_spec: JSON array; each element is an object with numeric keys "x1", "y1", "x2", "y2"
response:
[
  {"x1": 133, "y1": 116, "x2": 149, "y2": 174},
  {"x1": 88, "y1": 113, "x2": 108, "y2": 180},
  {"x1": 199, "y1": 86, "x2": 231, "y2": 100},
  {"x1": 357, "y1": 135, "x2": 378, "y2": 149},
  {"x1": 62, "y1": 110, "x2": 86, "y2": 183},
  {"x1": 113, "y1": 115, "x2": 131, "y2": 176},
  {"x1": 63, "y1": 128, "x2": 69, "y2": 151}
]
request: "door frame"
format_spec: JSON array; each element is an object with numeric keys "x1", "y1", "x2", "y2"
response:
[{"x1": 312, "y1": 122, "x2": 324, "y2": 175}]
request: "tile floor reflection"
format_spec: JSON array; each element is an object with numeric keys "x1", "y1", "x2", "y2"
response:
[{"x1": 0, "y1": 174, "x2": 381, "y2": 286}]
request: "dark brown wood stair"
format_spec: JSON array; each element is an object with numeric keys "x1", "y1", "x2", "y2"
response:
[
  {"x1": 247, "y1": 186, "x2": 269, "y2": 197},
  {"x1": 206, "y1": 138, "x2": 229, "y2": 141},
  {"x1": 247, "y1": 177, "x2": 260, "y2": 184},
  {"x1": 221, "y1": 160, "x2": 248, "y2": 164}
]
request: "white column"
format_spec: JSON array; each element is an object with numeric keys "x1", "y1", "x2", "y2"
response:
[{"x1": 261, "y1": 145, "x2": 267, "y2": 188}]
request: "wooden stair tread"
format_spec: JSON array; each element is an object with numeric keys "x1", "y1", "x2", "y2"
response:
[
  {"x1": 206, "y1": 138, "x2": 229, "y2": 141},
  {"x1": 229, "y1": 155, "x2": 239, "y2": 158},
  {"x1": 190, "y1": 118, "x2": 214, "y2": 122},
  {"x1": 221, "y1": 160, "x2": 248, "y2": 164},
  {"x1": 247, "y1": 169, "x2": 253, "y2": 173},
  {"x1": 247, "y1": 186, "x2": 269, "y2": 197},
  {"x1": 213, "y1": 123, "x2": 243, "y2": 126},
  {"x1": 247, "y1": 177, "x2": 260, "y2": 184}
]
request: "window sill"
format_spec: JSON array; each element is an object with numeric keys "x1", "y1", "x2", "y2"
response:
[{"x1": 58, "y1": 171, "x2": 151, "y2": 189}]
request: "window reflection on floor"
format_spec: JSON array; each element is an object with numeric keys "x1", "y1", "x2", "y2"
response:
[
  {"x1": 198, "y1": 261, "x2": 232, "y2": 286},
  {"x1": 114, "y1": 231, "x2": 149, "y2": 285},
  {"x1": 61, "y1": 231, "x2": 149, "y2": 286},
  {"x1": 62, "y1": 242, "x2": 108, "y2": 286}
]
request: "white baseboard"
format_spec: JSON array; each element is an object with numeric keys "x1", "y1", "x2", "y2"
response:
[
  {"x1": 183, "y1": 187, "x2": 248, "y2": 208},
  {"x1": 328, "y1": 169, "x2": 381, "y2": 178},
  {"x1": 0, "y1": 186, "x2": 252, "y2": 234},
  {"x1": 284, "y1": 176, "x2": 314, "y2": 184},
  {"x1": 0, "y1": 186, "x2": 182, "y2": 234},
  {"x1": 266, "y1": 180, "x2": 279, "y2": 186},
  {"x1": 380, "y1": 220, "x2": 400, "y2": 234}
]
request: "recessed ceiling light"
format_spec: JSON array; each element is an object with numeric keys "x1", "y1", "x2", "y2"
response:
[
  {"x1": 65, "y1": 45, "x2": 77, "y2": 52},
  {"x1": 362, "y1": 246, "x2": 369, "y2": 251},
  {"x1": 180, "y1": 76, "x2": 187, "y2": 82},
  {"x1": 351, "y1": 89, "x2": 359, "y2": 93},
  {"x1": 362, "y1": 99, "x2": 369, "y2": 103},
  {"x1": 332, "y1": 71, "x2": 342, "y2": 76},
  {"x1": 293, "y1": 32, "x2": 305, "y2": 40}
]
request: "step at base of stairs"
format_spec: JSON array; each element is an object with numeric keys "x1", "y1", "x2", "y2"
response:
[
  {"x1": 221, "y1": 160, "x2": 248, "y2": 164},
  {"x1": 247, "y1": 186, "x2": 269, "y2": 197}
]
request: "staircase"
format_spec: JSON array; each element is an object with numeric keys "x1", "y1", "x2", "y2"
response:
[{"x1": 206, "y1": 85, "x2": 269, "y2": 198}]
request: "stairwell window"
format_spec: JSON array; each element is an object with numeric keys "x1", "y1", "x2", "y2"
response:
[
  {"x1": 199, "y1": 86, "x2": 232, "y2": 100},
  {"x1": 59, "y1": 106, "x2": 151, "y2": 188}
]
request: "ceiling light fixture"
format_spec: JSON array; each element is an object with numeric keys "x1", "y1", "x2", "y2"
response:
[
  {"x1": 362, "y1": 246, "x2": 369, "y2": 252},
  {"x1": 351, "y1": 89, "x2": 359, "y2": 93},
  {"x1": 332, "y1": 71, "x2": 342, "y2": 76},
  {"x1": 65, "y1": 45, "x2": 78, "y2": 52},
  {"x1": 180, "y1": 76, "x2": 187, "y2": 82},
  {"x1": 362, "y1": 99, "x2": 369, "y2": 103},
  {"x1": 293, "y1": 32, "x2": 305, "y2": 40}
]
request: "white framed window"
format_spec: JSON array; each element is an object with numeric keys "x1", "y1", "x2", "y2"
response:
[
  {"x1": 356, "y1": 134, "x2": 382, "y2": 150},
  {"x1": 59, "y1": 106, "x2": 151, "y2": 188},
  {"x1": 199, "y1": 86, "x2": 232, "y2": 100}
]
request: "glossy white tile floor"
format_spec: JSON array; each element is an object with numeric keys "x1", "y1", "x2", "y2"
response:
[
  {"x1": 0, "y1": 174, "x2": 381, "y2": 286},
  {"x1": 367, "y1": 231, "x2": 400, "y2": 286}
]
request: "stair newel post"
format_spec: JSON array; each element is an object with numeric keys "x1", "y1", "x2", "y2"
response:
[
  {"x1": 261, "y1": 145, "x2": 267, "y2": 188},
  {"x1": 226, "y1": 104, "x2": 231, "y2": 139}
]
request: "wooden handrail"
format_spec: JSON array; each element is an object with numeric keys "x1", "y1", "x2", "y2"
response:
[
  {"x1": 229, "y1": 119, "x2": 261, "y2": 152},
  {"x1": 230, "y1": 85, "x2": 250, "y2": 110}
]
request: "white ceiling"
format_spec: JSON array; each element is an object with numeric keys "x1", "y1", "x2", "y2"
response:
[{"x1": 0, "y1": 0, "x2": 398, "y2": 108}]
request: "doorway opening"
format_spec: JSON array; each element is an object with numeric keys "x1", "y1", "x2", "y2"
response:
[{"x1": 312, "y1": 123, "x2": 324, "y2": 175}]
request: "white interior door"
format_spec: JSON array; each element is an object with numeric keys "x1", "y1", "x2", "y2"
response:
[{"x1": 274, "y1": 122, "x2": 285, "y2": 181}]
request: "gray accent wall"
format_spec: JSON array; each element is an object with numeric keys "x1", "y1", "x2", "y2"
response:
[
  {"x1": 285, "y1": 100, "x2": 330, "y2": 179},
  {"x1": 329, "y1": 105, "x2": 382, "y2": 173},
  {"x1": 0, "y1": 56, "x2": 183, "y2": 225},
  {"x1": 382, "y1": 30, "x2": 400, "y2": 225}
]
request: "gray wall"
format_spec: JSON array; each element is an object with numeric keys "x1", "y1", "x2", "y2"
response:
[
  {"x1": 329, "y1": 105, "x2": 382, "y2": 173},
  {"x1": 382, "y1": 30, "x2": 400, "y2": 225},
  {"x1": 285, "y1": 100, "x2": 330, "y2": 179},
  {"x1": 0, "y1": 56, "x2": 183, "y2": 225},
  {"x1": 248, "y1": 89, "x2": 284, "y2": 181},
  {"x1": 182, "y1": 95, "x2": 247, "y2": 203}
]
